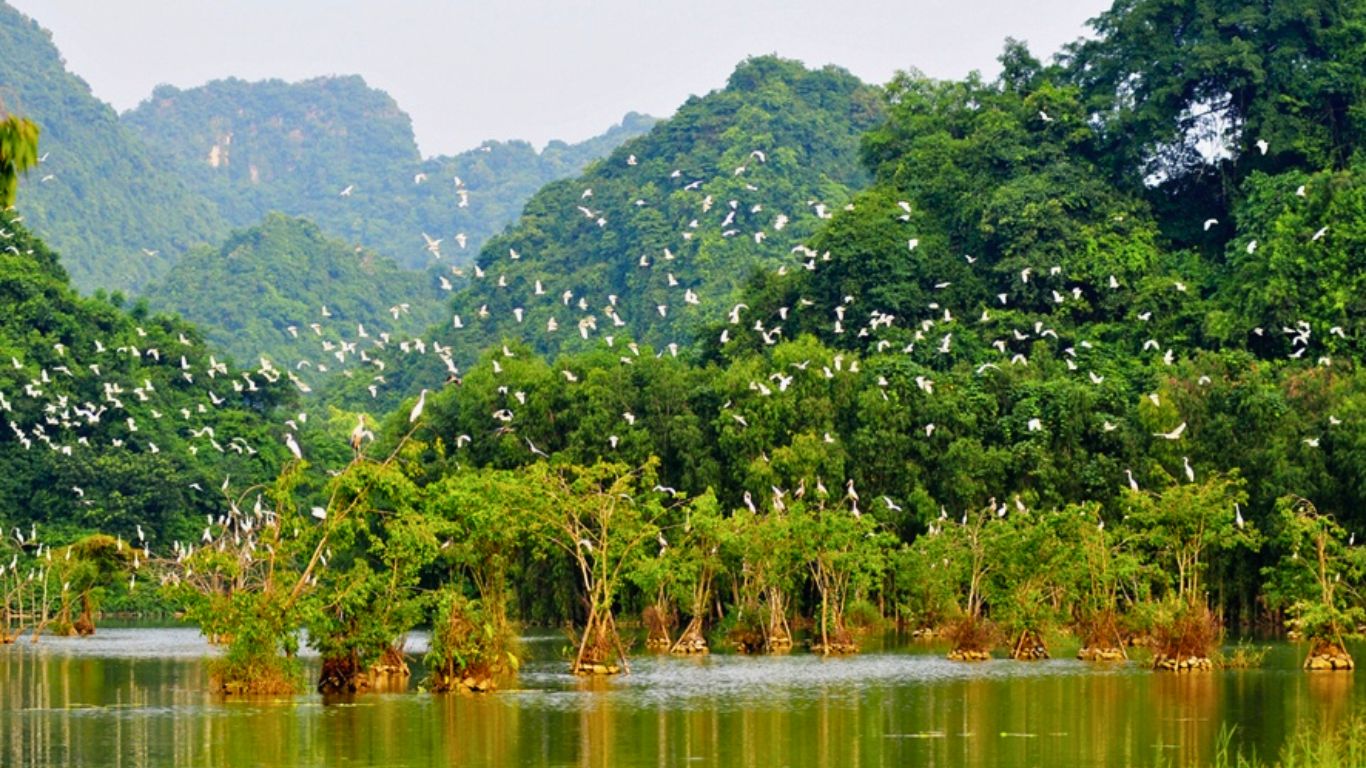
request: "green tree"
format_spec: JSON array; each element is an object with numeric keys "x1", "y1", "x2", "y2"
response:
[
  {"x1": 0, "y1": 113, "x2": 39, "y2": 208},
  {"x1": 1263, "y1": 497, "x2": 1364, "y2": 669}
]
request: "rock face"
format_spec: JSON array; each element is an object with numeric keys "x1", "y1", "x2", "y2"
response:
[
  {"x1": 1153, "y1": 654, "x2": 1214, "y2": 672},
  {"x1": 429, "y1": 672, "x2": 496, "y2": 693},
  {"x1": 811, "y1": 639, "x2": 860, "y2": 655}
]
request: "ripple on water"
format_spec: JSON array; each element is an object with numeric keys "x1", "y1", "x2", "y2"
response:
[{"x1": 508, "y1": 649, "x2": 1144, "y2": 712}]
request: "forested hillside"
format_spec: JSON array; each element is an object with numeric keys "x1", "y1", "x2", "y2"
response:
[
  {"x1": 0, "y1": 1, "x2": 226, "y2": 292},
  {"x1": 4, "y1": 0, "x2": 1366, "y2": 694},
  {"x1": 143, "y1": 213, "x2": 449, "y2": 371},
  {"x1": 123, "y1": 76, "x2": 655, "y2": 269},
  {"x1": 338, "y1": 5, "x2": 1366, "y2": 637},
  {"x1": 0, "y1": 208, "x2": 294, "y2": 545},
  {"x1": 345, "y1": 56, "x2": 882, "y2": 407}
]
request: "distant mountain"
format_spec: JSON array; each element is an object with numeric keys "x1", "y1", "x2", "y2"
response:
[
  {"x1": 0, "y1": 1, "x2": 226, "y2": 293},
  {"x1": 331, "y1": 56, "x2": 882, "y2": 409},
  {"x1": 122, "y1": 76, "x2": 655, "y2": 269},
  {"x1": 143, "y1": 213, "x2": 448, "y2": 376}
]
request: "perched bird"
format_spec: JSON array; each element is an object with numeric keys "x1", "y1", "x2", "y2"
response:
[{"x1": 409, "y1": 389, "x2": 428, "y2": 423}]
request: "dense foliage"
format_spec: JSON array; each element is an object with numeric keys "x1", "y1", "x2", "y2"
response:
[
  {"x1": 143, "y1": 213, "x2": 448, "y2": 371},
  {"x1": 0, "y1": 211, "x2": 293, "y2": 546},
  {"x1": 6, "y1": 0, "x2": 1366, "y2": 687},
  {"x1": 0, "y1": 1, "x2": 226, "y2": 291},
  {"x1": 344, "y1": 55, "x2": 881, "y2": 408}
]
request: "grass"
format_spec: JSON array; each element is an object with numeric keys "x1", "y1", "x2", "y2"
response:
[
  {"x1": 1215, "y1": 641, "x2": 1272, "y2": 669},
  {"x1": 1182, "y1": 717, "x2": 1366, "y2": 767}
]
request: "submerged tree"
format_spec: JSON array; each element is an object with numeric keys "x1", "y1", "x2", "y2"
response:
[
  {"x1": 913, "y1": 504, "x2": 999, "y2": 660},
  {"x1": 424, "y1": 466, "x2": 539, "y2": 684},
  {"x1": 424, "y1": 589, "x2": 517, "y2": 693},
  {"x1": 721, "y1": 500, "x2": 805, "y2": 653},
  {"x1": 165, "y1": 423, "x2": 423, "y2": 694},
  {"x1": 1264, "y1": 497, "x2": 1364, "y2": 671},
  {"x1": 666, "y1": 491, "x2": 724, "y2": 654},
  {"x1": 306, "y1": 457, "x2": 435, "y2": 695},
  {"x1": 1062, "y1": 503, "x2": 1148, "y2": 660},
  {"x1": 983, "y1": 508, "x2": 1073, "y2": 661},
  {"x1": 1122, "y1": 472, "x2": 1258, "y2": 668},
  {"x1": 802, "y1": 496, "x2": 891, "y2": 655},
  {"x1": 49, "y1": 534, "x2": 133, "y2": 637},
  {"x1": 529, "y1": 459, "x2": 670, "y2": 675}
]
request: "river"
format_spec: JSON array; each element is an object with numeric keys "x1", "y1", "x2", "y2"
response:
[{"x1": 1, "y1": 628, "x2": 1359, "y2": 767}]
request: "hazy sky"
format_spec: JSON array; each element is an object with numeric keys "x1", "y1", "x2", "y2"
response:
[{"x1": 12, "y1": 0, "x2": 1110, "y2": 157}]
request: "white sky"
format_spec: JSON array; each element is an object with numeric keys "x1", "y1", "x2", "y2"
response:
[{"x1": 11, "y1": 0, "x2": 1110, "y2": 157}]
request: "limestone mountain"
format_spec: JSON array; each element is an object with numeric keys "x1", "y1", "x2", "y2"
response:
[
  {"x1": 122, "y1": 75, "x2": 655, "y2": 269},
  {"x1": 0, "y1": 1, "x2": 226, "y2": 293}
]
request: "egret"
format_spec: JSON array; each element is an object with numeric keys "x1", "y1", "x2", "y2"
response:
[
  {"x1": 409, "y1": 389, "x2": 428, "y2": 423},
  {"x1": 1154, "y1": 422, "x2": 1187, "y2": 440}
]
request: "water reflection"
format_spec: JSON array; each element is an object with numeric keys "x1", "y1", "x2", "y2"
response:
[{"x1": 1, "y1": 630, "x2": 1361, "y2": 768}]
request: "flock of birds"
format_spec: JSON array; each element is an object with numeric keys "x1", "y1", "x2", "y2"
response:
[{"x1": 3, "y1": 123, "x2": 1357, "y2": 590}]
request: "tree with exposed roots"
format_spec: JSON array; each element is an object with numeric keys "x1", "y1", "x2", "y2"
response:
[
  {"x1": 1122, "y1": 472, "x2": 1259, "y2": 669},
  {"x1": 528, "y1": 459, "x2": 671, "y2": 675},
  {"x1": 1264, "y1": 497, "x2": 1364, "y2": 672}
]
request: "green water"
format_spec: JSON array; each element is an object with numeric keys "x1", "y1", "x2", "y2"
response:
[{"x1": 1, "y1": 629, "x2": 1360, "y2": 767}]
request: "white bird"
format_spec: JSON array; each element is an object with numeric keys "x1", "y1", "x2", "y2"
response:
[
  {"x1": 1125, "y1": 468, "x2": 1139, "y2": 492},
  {"x1": 1255, "y1": 138, "x2": 1269, "y2": 155},
  {"x1": 1234, "y1": 504, "x2": 1245, "y2": 530},
  {"x1": 1182, "y1": 456, "x2": 1195, "y2": 483},
  {"x1": 1203, "y1": 218, "x2": 1219, "y2": 231},
  {"x1": 339, "y1": 185, "x2": 355, "y2": 197},
  {"x1": 285, "y1": 433, "x2": 302, "y2": 461},
  {"x1": 1154, "y1": 422, "x2": 1187, "y2": 441},
  {"x1": 409, "y1": 389, "x2": 428, "y2": 423}
]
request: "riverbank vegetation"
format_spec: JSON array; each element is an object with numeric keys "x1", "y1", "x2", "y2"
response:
[{"x1": 4, "y1": 0, "x2": 1366, "y2": 693}]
